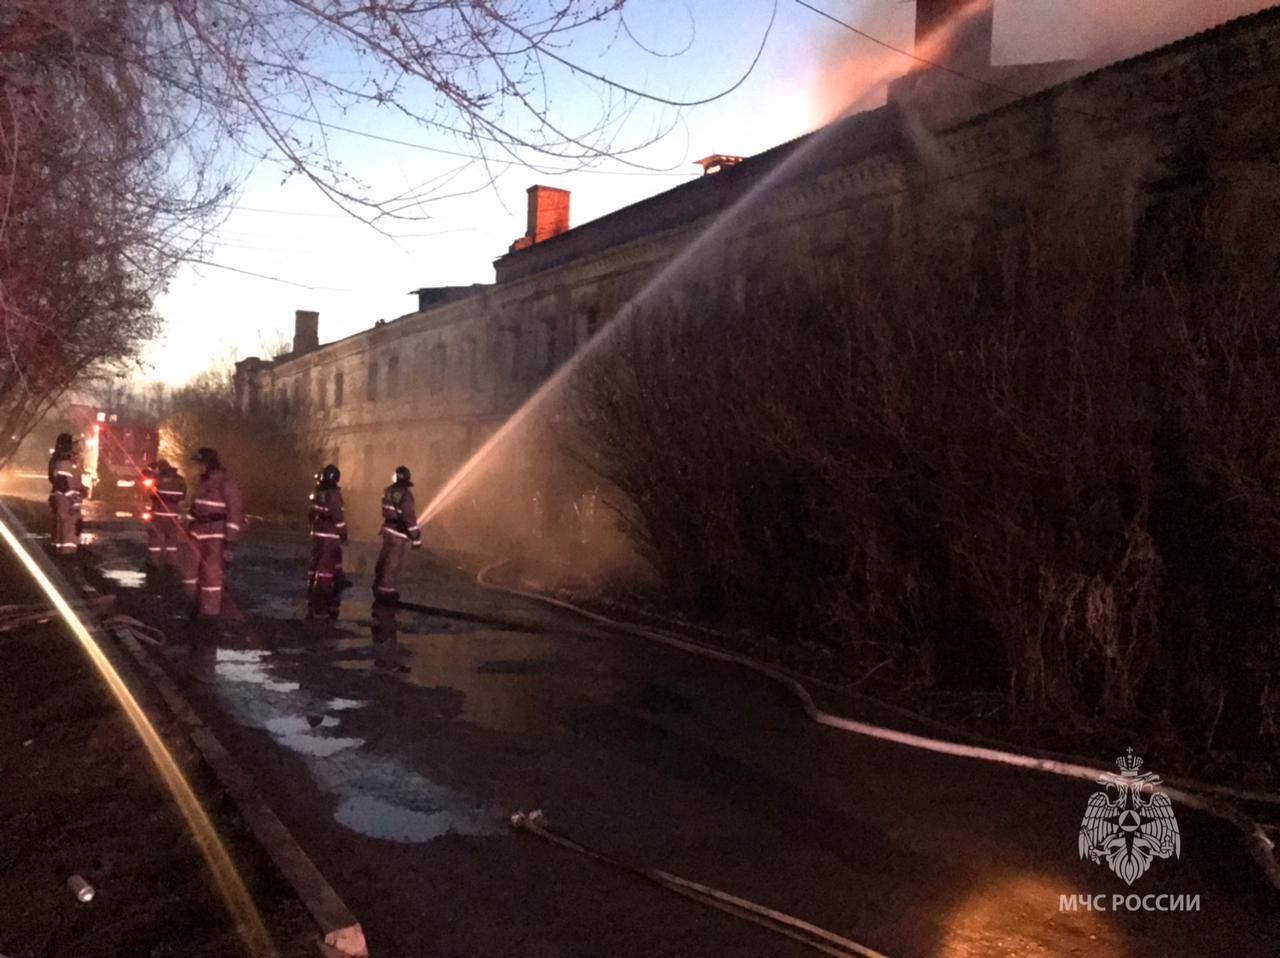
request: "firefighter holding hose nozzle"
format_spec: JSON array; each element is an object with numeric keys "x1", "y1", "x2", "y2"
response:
[
  {"x1": 141, "y1": 459, "x2": 187, "y2": 572},
  {"x1": 307, "y1": 463, "x2": 347, "y2": 618},
  {"x1": 185, "y1": 447, "x2": 243, "y2": 618},
  {"x1": 372, "y1": 465, "x2": 421, "y2": 605},
  {"x1": 48, "y1": 432, "x2": 86, "y2": 557}
]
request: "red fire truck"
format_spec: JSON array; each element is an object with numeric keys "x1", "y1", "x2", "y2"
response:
[{"x1": 81, "y1": 411, "x2": 159, "y2": 509}]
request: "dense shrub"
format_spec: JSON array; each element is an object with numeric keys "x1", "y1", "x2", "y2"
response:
[{"x1": 568, "y1": 191, "x2": 1280, "y2": 768}]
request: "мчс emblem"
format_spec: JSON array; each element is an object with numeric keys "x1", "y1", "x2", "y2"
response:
[{"x1": 1078, "y1": 748, "x2": 1181, "y2": 885}]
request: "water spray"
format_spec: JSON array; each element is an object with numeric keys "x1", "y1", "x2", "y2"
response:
[
  {"x1": 0, "y1": 504, "x2": 276, "y2": 957},
  {"x1": 417, "y1": 5, "x2": 990, "y2": 531}
]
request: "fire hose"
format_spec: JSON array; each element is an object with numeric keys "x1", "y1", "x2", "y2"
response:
[
  {"x1": 478, "y1": 562, "x2": 1280, "y2": 893},
  {"x1": 510, "y1": 810, "x2": 891, "y2": 958}
]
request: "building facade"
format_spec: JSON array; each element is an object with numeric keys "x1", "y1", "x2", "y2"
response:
[{"x1": 235, "y1": 4, "x2": 1280, "y2": 534}]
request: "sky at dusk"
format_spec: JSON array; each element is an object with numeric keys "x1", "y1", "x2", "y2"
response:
[{"x1": 142, "y1": 0, "x2": 1272, "y2": 387}]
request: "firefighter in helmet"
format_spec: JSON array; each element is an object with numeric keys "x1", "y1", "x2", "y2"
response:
[
  {"x1": 142, "y1": 459, "x2": 188, "y2": 572},
  {"x1": 185, "y1": 447, "x2": 244, "y2": 617},
  {"x1": 372, "y1": 465, "x2": 421, "y2": 604},
  {"x1": 47, "y1": 432, "x2": 86, "y2": 556},
  {"x1": 307, "y1": 463, "x2": 347, "y2": 618}
]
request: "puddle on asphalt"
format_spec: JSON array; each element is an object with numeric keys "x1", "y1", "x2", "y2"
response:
[
  {"x1": 101, "y1": 568, "x2": 148, "y2": 589},
  {"x1": 214, "y1": 648, "x2": 301, "y2": 693},
  {"x1": 333, "y1": 794, "x2": 497, "y2": 843},
  {"x1": 338, "y1": 626, "x2": 634, "y2": 733},
  {"x1": 263, "y1": 715, "x2": 365, "y2": 758},
  {"x1": 327, "y1": 697, "x2": 365, "y2": 711}
]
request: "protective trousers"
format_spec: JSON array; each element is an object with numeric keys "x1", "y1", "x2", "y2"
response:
[
  {"x1": 193, "y1": 532, "x2": 225, "y2": 615},
  {"x1": 308, "y1": 535, "x2": 343, "y2": 618},
  {"x1": 372, "y1": 531, "x2": 407, "y2": 601},
  {"x1": 50, "y1": 494, "x2": 80, "y2": 555},
  {"x1": 147, "y1": 516, "x2": 185, "y2": 567},
  {"x1": 310, "y1": 536, "x2": 343, "y2": 593}
]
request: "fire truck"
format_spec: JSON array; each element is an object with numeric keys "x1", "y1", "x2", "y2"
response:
[{"x1": 80, "y1": 411, "x2": 159, "y2": 510}]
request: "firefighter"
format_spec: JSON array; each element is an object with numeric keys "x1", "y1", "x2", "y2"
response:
[
  {"x1": 47, "y1": 433, "x2": 85, "y2": 556},
  {"x1": 372, "y1": 466, "x2": 421, "y2": 604},
  {"x1": 307, "y1": 463, "x2": 347, "y2": 618},
  {"x1": 142, "y1": 459, "x2": 188, "y2": 571},
  {"x1": 185, "y1": 447, "x2": 243, "y2": 617}
]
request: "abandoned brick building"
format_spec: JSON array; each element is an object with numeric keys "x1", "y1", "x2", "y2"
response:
[{"x1": 234, "y1": 2, "x2": 1280, "y2": 535}]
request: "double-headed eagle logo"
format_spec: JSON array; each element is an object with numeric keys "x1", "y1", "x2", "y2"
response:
[{"x1": 1078, "y1": 748, "x2": 1181, "y2": 885}]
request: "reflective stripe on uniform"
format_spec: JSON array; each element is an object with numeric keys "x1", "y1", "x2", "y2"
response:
[
  {"x1": 200, "y1": 586, "x2": 222, "y2": 592},
  {"x1": 381, "y1": 527, "x2": 409, "y2": 539},
  {"x1": 195, "y1": 499, "x2": 226, "y2": 507},
  {"x1": 147, "y1": 547, "x2": 162, "y2": 552},
  {"x1": 226, "y1": 523, "x2": 240, "y2": 531},
  {"x1": 311, "y1": 532, "x2": 341, "y2": 539},
  {"x1": 191, "y1": 533, "x2": 224, "y2": 540}
]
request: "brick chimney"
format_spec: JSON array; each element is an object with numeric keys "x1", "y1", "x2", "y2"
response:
[
  {"x1": 293, "y1": 309, "x2": 319, "y2": 355},
  {"x1": 915, "y1": 0, "x2": 993, "y2": 69},
  {"x1": 526, "y1": 185, "x2": 570, "y2": 244}
]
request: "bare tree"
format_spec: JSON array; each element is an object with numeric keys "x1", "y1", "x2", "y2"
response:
[{"x1": 0, "y1": 0, "x2": 771, "y2": 466}]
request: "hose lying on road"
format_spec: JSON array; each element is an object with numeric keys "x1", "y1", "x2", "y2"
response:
[
  {"x1": 392, "y1": 598, "x2": 541, "y2": 634},
  {"x1": 0, "y1": 605, "x2": 56, "y2": 634},
  {"x1": 510, "y1": 810, "x2": 891, "y2": 958},
  {"x1": 579, "y1": 595, "x2": 1280, "y2": 810},
  {"x1": 480, "y1": 563, "x2": 1280, "y2": 893}
]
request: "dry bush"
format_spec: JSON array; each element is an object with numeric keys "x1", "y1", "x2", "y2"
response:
[
  {"x1": 160, "y1": 368, "x2": 323, "y2": 520},
  {"x1": 567, "y1": 182, "x2": 1280, "y2": 768}
]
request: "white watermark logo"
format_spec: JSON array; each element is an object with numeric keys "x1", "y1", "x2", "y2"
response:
[{"x1": 1078, "y1": 748, "x2": 1181, "y2": 885}]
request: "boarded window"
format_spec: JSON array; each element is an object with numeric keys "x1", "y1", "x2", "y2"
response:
[
  {"x1": 462, "y1": 336, "x2": 478, "y2": 389},
  {"x1": 501, "y1": 327, "x2": 521, "y2": 381},
  {"x1": 429, "y1": 344, "x2": 447, "y2": 395},
  {"x1": 387, "y1": 354, "x2": 401, "y2": 399},
  {"x1": 366, "y1": 361, "x2": 378, "y2": 401},
  {"x1": 334, "y1": 371, "x2": 344, "y2": 407},
  {"x1": 540, "y1": 317, "x2": 558, "y2": 374}
]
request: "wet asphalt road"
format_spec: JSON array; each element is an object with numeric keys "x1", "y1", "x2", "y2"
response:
[{"x1": 83, "y1": 515, "x2": 1279, "y2": 958}]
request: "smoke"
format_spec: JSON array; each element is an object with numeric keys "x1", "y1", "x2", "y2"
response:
[
  {"x1": 810, "y1": 1, "x2": 916, "y2": 122},
  {"x1": 993, "y1": 0, "x2": 1276, "y2": 66},
  {"x1": 811, "y1": 0, "x2": 1276, "y2": 123}
]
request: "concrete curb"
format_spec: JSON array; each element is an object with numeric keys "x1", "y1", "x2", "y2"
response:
[{"x1": 112, "y1": 627, "x2": 370, "y2": 958}]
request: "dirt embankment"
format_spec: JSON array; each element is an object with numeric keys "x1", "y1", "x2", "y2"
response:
[{"x1": 0, "y1": 501, "x2": 313, "y2": 957}]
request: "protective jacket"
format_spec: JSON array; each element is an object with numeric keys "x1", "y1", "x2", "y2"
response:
[
  {"x1": 187, "y1": 467, "x2": 243, "y2": 616},
  {"x1": 48, "y1": 452, "x2": 86, "y2": 555},
  {"x1": 147, "y1": 469, "x2": 187, "y2": 518},
  {"x1": 188, "y1": 468, "x2": 244, "y2": 544},
  {"x1": 308, "y1": 485, "x2": 346, "y2": 609},
  {"x1": 373, "y1": 480, "x2": 420, "y2": 601},
  {"x1": 48, "y1": 453, "x2": 84, "y2": 496},
  {"x1": 144, "y1": 467, "x2": 188, "y2": 568},
  {"x1": 310, "y1": 487, "x2": 347, "y2": 542},
  {"x1": 379, "y1": 483, "x2": 420, "y2": 542}
]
